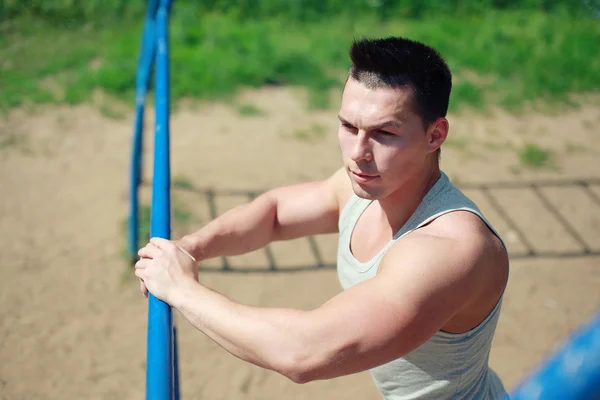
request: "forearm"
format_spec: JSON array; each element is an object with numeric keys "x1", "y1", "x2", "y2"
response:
[
  {"x1": 178, "y1": 193, "x2": 277, "y2": 261},
  {"x1": 173, "y1": 281, "x2": 316, "y2": 382}
]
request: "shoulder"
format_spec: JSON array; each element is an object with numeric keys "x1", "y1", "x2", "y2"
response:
[
  {"x1": 388, "y1": 210, "x2": 505, "y2": 264},
  {"x1": 380, "y1": 210, "x2": 508, "y2": 304},
  {"x1": 325, "y1": 166, "x2": 355, "y2": 213},
  {"x1": 423, "y1": 210, "x2": 508, "y2": 267}
]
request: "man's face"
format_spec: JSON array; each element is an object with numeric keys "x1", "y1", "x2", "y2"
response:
[{"x1": 337, "y1": 77, "x2": 442, "y2": 200}]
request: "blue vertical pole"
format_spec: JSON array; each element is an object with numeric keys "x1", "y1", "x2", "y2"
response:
[
  {"x1": 173, "y1": 325, "x2": 180, "y2": 400},
  {"x1": 129, "y1": 0, "x2": 158, "y2": 265},
  {"x1": 146, "y1": 0, "x2": 176, "y2": 399}
]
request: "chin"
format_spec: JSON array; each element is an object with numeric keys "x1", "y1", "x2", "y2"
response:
[{"x1": 351, "y1": 182, "x2": 384, "y2": 200}]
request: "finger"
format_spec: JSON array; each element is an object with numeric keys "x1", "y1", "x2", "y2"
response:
[
  {"x1": 135, "y1": 258, "x2": 151, "y2": 270},
  {"x1": 150, "y1": 237, "x2": 174, "y2": 250},
  {"x1": 138, "y1": 243, "x2": 161, "y2": 259},
  {"x1": 134, "y1": 267, "x2": 145, "y2": 280},
  {"x1": 139, "y1": 279, "x2": 148, "y2": 298}
]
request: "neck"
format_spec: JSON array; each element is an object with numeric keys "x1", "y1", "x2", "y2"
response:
[{"x1": 377, "y1": 161, "x2": 441, "y2": 234}]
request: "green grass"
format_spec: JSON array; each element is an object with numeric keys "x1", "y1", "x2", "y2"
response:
[
  {"x1": 510, "y1": 165, "x2": 523, "y2": 175},
  {"x1": 0, "y1": 134, "x2": 18, "y2": 149},
  {"x1": 172, "y1": 200, "x2": 194, "y2": 227},
  {"x1": 99, "y1": 103, "x2": 127, "y2": 120},
  {"x1": 235, "y1": 103, "x2": 265, "y2": 116},
  {"x1": 291, "y1": 123, "x2": 327, "y2": 143},
  {"x1": 1, "y1": 9, "x2": 599, "y2": 114},
  {"x1": 518, "y1": 143, "x2": 552, "y2": 168},
  {"x1": 172, "y1": 175, "x2": 194, "y2": 190},
  {"x1": 1, "y1": 0, "x2": 587, "y2": 22},
  {"x1": 0, "y1": 131, "x2": 32, "y2": 154}
]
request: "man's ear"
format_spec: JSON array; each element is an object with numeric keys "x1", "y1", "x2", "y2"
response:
[{"x1": 427, "y1": 117, "x2": 449, "y2": 154}]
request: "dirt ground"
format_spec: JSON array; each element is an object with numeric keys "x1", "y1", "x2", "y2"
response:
[{"x1": 1, "y1": 87, "x2": 599, "y2": 400}]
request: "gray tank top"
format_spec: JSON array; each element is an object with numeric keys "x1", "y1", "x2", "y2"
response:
[{"x1": 337, "y1": 171, "x2": 509, "y2": 399}]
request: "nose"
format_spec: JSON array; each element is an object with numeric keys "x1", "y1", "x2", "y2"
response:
[{"x1": 349, "y1": 131, "x2": 373, "y2": 163}]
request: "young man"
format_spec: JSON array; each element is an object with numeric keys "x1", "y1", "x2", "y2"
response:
[{"x1": 135, "y1": 37, "x2": 510, "y2": 399}]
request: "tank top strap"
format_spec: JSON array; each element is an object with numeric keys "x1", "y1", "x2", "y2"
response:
[
  {"x1": 391, "y1": 171, "x2": 452, "y2": 240},
  {"x1": 338, "y1": 193, "x2": 372, "y2": 235},
  {"x1": 391, "y1": 172, "x2": 507, "y2": 251}
]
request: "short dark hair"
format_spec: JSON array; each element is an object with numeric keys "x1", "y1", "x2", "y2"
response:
[{"x1": 348, "y1": 37, "x2": 452, "y2": 159}]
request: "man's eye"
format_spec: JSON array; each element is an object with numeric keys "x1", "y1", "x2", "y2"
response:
[
  {"x1": 342, "y1": 123, "x2": 357, "y2": 131},
  {"x1": 377, "y1": 130, "x2": 394, "y2": 136}
]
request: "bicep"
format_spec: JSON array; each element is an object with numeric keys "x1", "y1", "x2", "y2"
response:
[
  {"x1": 299, "y1": 237, "x2": 479, "y2": 379},
  {"x1": 270, "y1": 167, "x2": 349, "y2": 241}
]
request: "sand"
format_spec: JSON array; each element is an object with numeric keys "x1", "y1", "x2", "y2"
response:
[{"x1": 1, "y1": 87, "x2": 599, "y2": 399}]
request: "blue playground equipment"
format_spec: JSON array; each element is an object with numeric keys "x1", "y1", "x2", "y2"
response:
[
  {"x1": 128, "y1": 1, "x2": 600, "y2": 398},
  {"x1": 129, "y1": 0, "x2": 179, "y2": 399},
  {"x1": 509, "y1": 309, "x2": 600, "y2": 400}
]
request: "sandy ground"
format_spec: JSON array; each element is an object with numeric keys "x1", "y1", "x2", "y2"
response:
[{"x1": 1, "y1": 87, "x2": 599, "y2": 399}]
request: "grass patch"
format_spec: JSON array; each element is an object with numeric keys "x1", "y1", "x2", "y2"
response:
[
  {"x1": 172, "y1": 175, "x2": 194, "y2": 190},
  {"x1": 510, "y1": 165, "x2": 523, "y2": 175},
  {"x1": 235, "y1": 103, "x2": 264, "y2": 116},
  {"x1": 172, "y1": 199, "x2": 194, "y2": 227},
  {"x1": 308, "y1": 88, "x2": 333, "y2": 110},
  {"x1": 99, "y1": 103, "x2": 127, "y2": 120},
  {"x1": 2, "y1": 9, "x2": 599, "y2": 114},
  {"x1": 291, "y1": 123, "x2": 327, "y2": 143},
  {"x1": 0, "y1": 134, "x2": 19, "y2": 150},
  {"x1": 0, "y1": 131, "x2": 32, "y2": 155},
  {"x1": 448, "y1": 82, "x2": 485, "y2": 113},
  {"x1": 518, "y1": 143, "x2": 552, "y2": 169}
]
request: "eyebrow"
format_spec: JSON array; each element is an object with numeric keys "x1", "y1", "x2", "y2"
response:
[{"x1": 337, "y1": 114, "x2": 402, "y2": 131}]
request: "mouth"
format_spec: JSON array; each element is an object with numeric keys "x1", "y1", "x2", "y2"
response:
[{"x1": 351, "y1": 170, "x2": 379, "y2": 182}]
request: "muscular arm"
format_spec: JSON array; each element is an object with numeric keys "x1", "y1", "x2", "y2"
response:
[
  {"x1": 172, "y1": 232, "x2": 487, "y2": 383},
  {"x1": 178, "y1": 167, "x2": 350, "y2": 261}
]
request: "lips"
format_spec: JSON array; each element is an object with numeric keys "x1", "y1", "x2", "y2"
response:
[
  {"x1": 351, "y1": 171, "x2": 379, "y2": 182},
  {"x1": 353, "y1": 172, "x2": 378, "y2": 178}
]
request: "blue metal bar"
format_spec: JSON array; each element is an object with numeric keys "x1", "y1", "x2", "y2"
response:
[
  {"x1": 173, "y1": 325, "x2": 180, "y2": 400},
  {"x1": 129, "y1": 0, "x2": 159, "y2": 265},
  {"x1": 146, "y1": 0, "x2": 176, "y2": 399},
  {"x1": 509, "y1": 310, "x2": 600, "y2": 400}
]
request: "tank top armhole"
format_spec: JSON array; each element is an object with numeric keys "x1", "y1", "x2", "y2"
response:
[
  {"x1": 338, "y1": 194, "x2": 363, "y2": 231},
  {"x1": 407, "y1": 207, "x2": 510, "y2": 339},
  {"x1": 436, "y1": 293, "x2": 505, "y2": 340},
  {"x1": 408, "y1": 207, "x2": 508, "y2": 254}
]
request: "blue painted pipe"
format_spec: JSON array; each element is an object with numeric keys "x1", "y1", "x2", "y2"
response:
[
  {"x1": 129, "y1": 0, "x2": 158, "y2": 265},
  {"x1": 173, "y1": 325, "x2": 180, "y2": 400},
  {"x1": 509, "y1": 309, "x2": 600, "y2": 400},
  {"x1": 146, "y1": 0, "x2": 177, "y2": 399}
]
